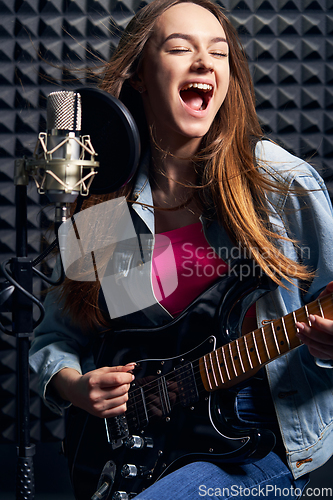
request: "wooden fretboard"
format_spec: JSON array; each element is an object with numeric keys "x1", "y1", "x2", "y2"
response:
[{"x1": 199, "y1": 292, "x2": 333, "y2": 391}]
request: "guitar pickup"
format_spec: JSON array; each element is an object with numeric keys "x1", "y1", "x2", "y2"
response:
[
  {"x1": 128, "y1": 386, "x2": 149, "y2": 429},
  {"x1": 174, "y1": 362, "x2": 199, "y2": 407},
  {"x1": 158, "y1": 376, "x2": 171, "y2": 416}
]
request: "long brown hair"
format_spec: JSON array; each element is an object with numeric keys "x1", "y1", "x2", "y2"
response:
[{"x1": 58, "y1": 0, "x2": 311, "y2": 330}]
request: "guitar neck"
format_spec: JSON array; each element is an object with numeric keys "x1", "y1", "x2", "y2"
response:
[{"x1": 199, "y1": 292, "x2": 333, "y2": 392}]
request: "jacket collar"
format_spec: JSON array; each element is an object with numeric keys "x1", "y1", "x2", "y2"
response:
[{"x1": 131, "y1": 151, "x2": 155, "y2": 234}]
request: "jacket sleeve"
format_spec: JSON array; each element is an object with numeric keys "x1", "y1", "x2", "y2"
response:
[
  {"x1": 284, "y1": 167, "x2": 333, "y2": 368},
  {"x1": 29, "y1": 263, "x2": 97, "y2": 415},
  {"x1": 258, "y1": 140, "x2": 333, "y2": 368}
]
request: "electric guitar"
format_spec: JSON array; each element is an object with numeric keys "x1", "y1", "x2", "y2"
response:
[{"x1": 64, "y1": 273, "x2": 333, "y2": 500}]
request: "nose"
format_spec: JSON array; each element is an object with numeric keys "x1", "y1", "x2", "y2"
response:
[{"x1": 191, "y1": 54, "x2": 214, "y2": 72}]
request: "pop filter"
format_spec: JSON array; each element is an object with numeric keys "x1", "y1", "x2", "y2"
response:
[{"x1": 76, "y1": 86, "x2": 140, "y2": 194}]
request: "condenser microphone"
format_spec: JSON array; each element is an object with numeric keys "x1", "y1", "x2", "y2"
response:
[
  {"x1": 16, "y1": 87, "x2": 140, "y2": 224},
  {"x1": 37, "y1": 90, "x2": 99, "y2": 219},
  {"x1": 45, "y1": 91, "x2": 84, "y2": 203}
]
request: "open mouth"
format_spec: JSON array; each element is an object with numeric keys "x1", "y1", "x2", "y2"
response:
[{"x1": 180, "y1": 82, "x2": 213, "y2": 111}]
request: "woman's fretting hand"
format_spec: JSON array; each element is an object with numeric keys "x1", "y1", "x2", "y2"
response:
[{"x1": 296, "y1": 281, "x2": 333, "y2": 361}]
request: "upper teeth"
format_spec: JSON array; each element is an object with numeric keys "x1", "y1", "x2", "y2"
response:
[{"x1": 182, "y1": 83, "x2": 213, "y2": 91}]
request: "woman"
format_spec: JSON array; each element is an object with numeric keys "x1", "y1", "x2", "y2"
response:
[{"x1": 30, "y1": 0, "x2": 333, "y2": 499}]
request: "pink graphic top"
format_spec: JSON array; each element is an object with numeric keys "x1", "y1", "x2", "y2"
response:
[{"x1": 151, "y1": 222, "x2": 255, "y2": 318}]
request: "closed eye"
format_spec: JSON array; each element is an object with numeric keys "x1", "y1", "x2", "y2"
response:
[
  {"x1": 169, "y1": 48, "x2": 191, "y2": 54},
  {"x1": 210, "y1": 51, "x2": 228, "y2": 58}
]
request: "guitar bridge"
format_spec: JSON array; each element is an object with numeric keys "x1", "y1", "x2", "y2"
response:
[{"x1": 105, "y1": 415, "x2": 129, "y2": 450}]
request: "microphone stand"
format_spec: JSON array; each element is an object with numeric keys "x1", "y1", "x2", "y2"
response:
[
  {"x1": 0, "y1": 168, "x2": 76, "y2": 499},
  {"x1": 0, "y1": 159, "x2": 42, "y2": 499},
  {"x1": 0, "y1": 125, "x2": 99, "y2": 498},
  {"x1": 2, "y1": 158, "x2": 56, "y2": 500},
  {"x1": 12, "y1": 178, "x2": 36, "y2": 500}
]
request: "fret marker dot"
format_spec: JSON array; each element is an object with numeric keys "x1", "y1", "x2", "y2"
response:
[{"x1": 250, "y1": 348, "x2": 254, "y2": 352}]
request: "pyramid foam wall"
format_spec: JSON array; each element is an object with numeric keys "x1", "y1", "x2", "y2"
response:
[{"x1": 0, "y1": 0, "x2": 332, "y2": 443}]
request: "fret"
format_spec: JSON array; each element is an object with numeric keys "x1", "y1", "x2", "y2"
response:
[
  {"x1": 259, "y1": 324, "x2": 277, "y2": 358},
  {"x1": 203, "y1": 354, "x2": 213, "y2": 391},
  {"x1": 268, "y1": 318, "x2": 289, "y2": 356},
  {"x1": 208, "y1": 352, "x2": 219, "y2": 389},
  {"x1": 216, "y1": 347, "x2": 229, "y2": 383},
  {"x1": 294, "y1": 305, "x2": 306, "y2": 324},
  {"x1": 246, "y1": 331, "x2": 261, "y2": 368},
  {"x1": 228, "y1": 342, "x2": 238, "y2": 378},
  {"x1": 290, "y1": 303, "x2": 312, "y2": 349},
  {"x1": 281, "y1": 316, "x2": 291, "y2": 350},
  {"x1": 292, "y1": 310, "x2": 297, "y2": 328},
  {"x1": 308, "y1": 298, "x2": 323, "y2": 318},
  {"x1": 239, "y1": 335, "x2": 254, "y2": 371},
  {"x1": 270, "y1": 322, "x2": 281, "y2": 355},
  {"x1": 230, "y1": 340, "x2": 245, "y2": 378},
  {"x1": 244, "y1": 331, "x2": 261, "y2": 367},
  {"x1": 318, "y1": 298, "x2": 324, "y2": 318},
  {"x1": 213, "y1": 349, "x2": 225, "y2": 385},
  {"x1": 235, "y1": 338, "x2": 246, "y2": 373},
  {"x1": 260, "y1": 327, "x2": 271, "y2": 360},
  {"x1": 251, "y1": 331, "x2": 262, "y2": 365},
  {"x1": 221, "y1": 345, "x2": 231, "y2": 381},
  {"x1": 292, "y1": 309, "x2": 302, "y2": 348},
  {"x1": 304, "y1": 304, "x2": 311, "y2": 325},
  {"x1": 284, "y1": 310, "x2": 302, "y2": 350},
  {"x1": 243, "y1": 335, "x2": 253, "y2": 369}
]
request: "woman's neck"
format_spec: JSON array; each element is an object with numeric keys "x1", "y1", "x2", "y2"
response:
[
  {"x1": 150, "y1": 147, "x2": 202, "y2": 233},
  {"x1": 150, "y1": 150, "x2": 196, "y2": 201}
]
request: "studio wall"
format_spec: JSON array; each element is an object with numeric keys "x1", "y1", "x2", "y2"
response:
[{"x1": 0, "y1": 0, "x2": 332, "y2": 447}]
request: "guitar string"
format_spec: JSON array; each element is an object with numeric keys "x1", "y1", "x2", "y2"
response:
[
  {"x1": 115, "y1": 295, "x2": 333, "y2": 428},
  {"x1": 121, "y1": 294, "x2": 331, "y2": 424},
  {"x1": 123, "y1": 325, "x2": 284, "y2": 427}
]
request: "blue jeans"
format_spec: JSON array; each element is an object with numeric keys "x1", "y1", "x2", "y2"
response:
[
  {"x1": 135, "y1": 372, "x2": 308, "y2": 499},
  {"x1": 134, "y1": 455, "x2": 308, "y2": 499}
]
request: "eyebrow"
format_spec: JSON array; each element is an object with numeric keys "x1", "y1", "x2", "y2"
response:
[{"x1": 163, "y1": 33, "x2": 228, "y2": 45}]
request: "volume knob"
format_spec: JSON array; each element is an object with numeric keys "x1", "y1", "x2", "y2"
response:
[
  {"x1": 125, "y1": 435, "x2": 154, "y2": 449},
  {"x1": 125, "y1": 435, "x2": 144, "y2": 449},
  {"x1": 112, "y1": 492, "x2": 136, "y2": 500},
  {"x1": 121, "y1": 464, "x2": 138, "y2": 478}
]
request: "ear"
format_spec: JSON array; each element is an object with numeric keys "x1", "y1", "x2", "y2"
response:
[{"x1": 129, "y1": 73, "x2": 146, "y2": 94}]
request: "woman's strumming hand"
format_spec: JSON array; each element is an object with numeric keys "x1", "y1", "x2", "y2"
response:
[{"x1": 52, "y1": 364, "x2": 136, "y2": 418}]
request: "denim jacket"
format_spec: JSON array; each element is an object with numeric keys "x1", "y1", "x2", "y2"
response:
[{"x1": 29, "y1": 140, "x2": 333, "y2": 480}]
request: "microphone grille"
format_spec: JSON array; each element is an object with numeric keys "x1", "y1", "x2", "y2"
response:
[{"x1": 47, "y1": 91, "x2": 82, "y2": 131}]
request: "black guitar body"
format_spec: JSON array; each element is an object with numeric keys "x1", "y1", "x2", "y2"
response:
[{"x1": 65, "y1": 270, "x2": 277, "y2": 500}]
